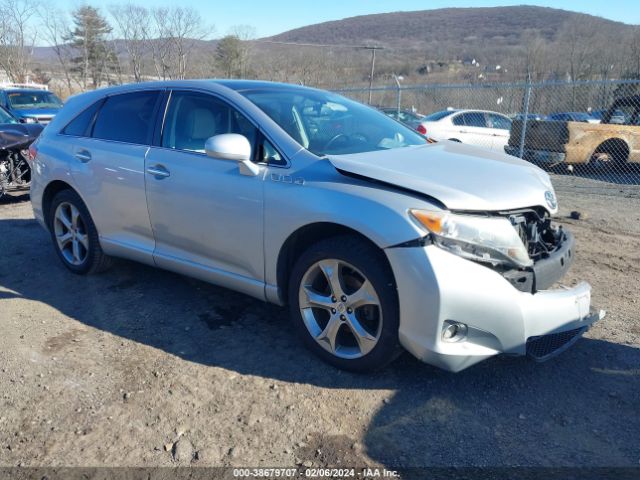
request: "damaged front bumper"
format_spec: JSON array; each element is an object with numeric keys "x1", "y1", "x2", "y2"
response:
[{"x1": 386, "y1": 244, "x2": 605, "y2": 372}]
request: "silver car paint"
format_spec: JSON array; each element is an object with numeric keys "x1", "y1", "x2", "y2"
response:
[
  {"x1": 328, "y1": 141, "x2": 557, "y2": 213},
  {"x1": 30, "y1": 80, "x2": 600, "y2": 372}
]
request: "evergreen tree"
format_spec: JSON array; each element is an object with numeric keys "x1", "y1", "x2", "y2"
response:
[
  {"x1": 216, "y1": 35, "x2": 246, "y2": 78},
  {"x1": 66, "y1": 6, "x2": 114, "y2": 88}
]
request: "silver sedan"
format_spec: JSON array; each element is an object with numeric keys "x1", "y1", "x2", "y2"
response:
[{"x1": 29, "y1": 80, "x2": 603, "y2": 372}]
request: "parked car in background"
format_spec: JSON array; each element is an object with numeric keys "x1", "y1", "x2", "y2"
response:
[
  {"x1": 0, "y1": 104, "x2": 43, "y2": 199},
  {"x1": 506, "y1": 95, "x2": 640, "y2": 167},
  {"x1": 417, "y1": 109, "x2": 512, "y2": 151},
  {"x1": 29, "y1": 80, "x2": 601, "y2": 373},
  {"x1": 590, "y1": 109, "x2": 626, "y2": 124},
  {"x1": 512, "y1": 113, "x2": 545, "y2": 121},
  {"x1": 547, "y1": 112, "x2": 599, "y2": 124},
  {"x1": 0, "y1": 83, "x2": 63, "y2": 125},
  {"x1": 379, "y1": 107, "x2": 424, "y2": 131}
]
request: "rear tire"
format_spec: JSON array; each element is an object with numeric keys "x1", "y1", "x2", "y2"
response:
[
  {"x1": 48, "y1": 189, "x2": 112, "y2": 274},
  {"x1": 288, "y1": 235, "x2": 401, "y2": 372}
]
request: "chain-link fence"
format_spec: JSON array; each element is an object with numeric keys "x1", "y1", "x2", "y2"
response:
[{"x1": 335, "y1": 79, "x2": 640, "y2": 193}]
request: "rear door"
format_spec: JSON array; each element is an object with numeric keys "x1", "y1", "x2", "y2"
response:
[
  {"x1": 66, "y1": 90, "x2": 162, "y2": 264},
  {"x1": 457, "y1": 112, "x2": 494, "y2": 149}
]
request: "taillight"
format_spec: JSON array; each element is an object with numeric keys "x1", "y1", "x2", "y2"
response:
[
  {"x1": 28, "y1": 143, "x2": 38, "y2": 162},
  {"x1": 417, "y1": 124, "x2": 427, "y2": 136}
]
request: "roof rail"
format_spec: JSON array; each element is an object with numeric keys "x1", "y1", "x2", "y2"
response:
[{"x1": 0, "y1": 82, "x2": 49, "y2": 91}]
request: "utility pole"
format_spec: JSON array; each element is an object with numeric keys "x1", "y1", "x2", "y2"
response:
[
  {"x1": 253, "y1": 40, "x2": 383, "y2": 100},
  {"x1": 364, "y1": 46, "x2": 383, "y2": 105}
]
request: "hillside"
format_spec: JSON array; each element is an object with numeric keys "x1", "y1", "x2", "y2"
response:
[
  {"x1": 270, "y1": 5, "x2": 635, "y2": 51},
  {"x1": 26, "y1": 5, "x2": 640, "y2": 95}
]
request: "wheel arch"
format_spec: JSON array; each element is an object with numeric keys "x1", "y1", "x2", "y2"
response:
[
  {"x1": 591, "y1": 137, "x2": 630, "y2": 163},
  {"x1": 275, "y1": 222, "x2": 395, "y2": 305},
  {"x1": 41, "y1": 180, "x2": 76, "y2": 228}
]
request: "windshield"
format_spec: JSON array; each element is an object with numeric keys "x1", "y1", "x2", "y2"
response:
[
  {"x1": 241, "y1": 88, "x2": 427, "y2": 156},
  {"x1": 7, "y1": 91, "x2": 63, "y2": 110},
  {"x1": 0, "y1": 106, "x2": 17, "y2": 124}
]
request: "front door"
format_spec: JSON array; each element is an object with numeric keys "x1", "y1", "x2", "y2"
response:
[{"x1": 144, "y1": 90, "x2": 265, "y2": 297}]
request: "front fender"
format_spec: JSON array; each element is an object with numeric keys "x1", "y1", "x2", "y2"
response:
[{"x1": 263, "y1": 158, "x2": 438, "y2": 289}]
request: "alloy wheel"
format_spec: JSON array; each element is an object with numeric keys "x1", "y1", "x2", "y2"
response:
[
  {"x1": 298, "y1": 259, "x2": 383, "y2": 359},
  {"x1": 53, "y1": 202, "x2": 89, "y2": 266}
]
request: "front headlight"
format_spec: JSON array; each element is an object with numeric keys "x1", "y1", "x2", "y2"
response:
[{"x1": 410, "y1": 209, "x2": 532, "y2": 268}]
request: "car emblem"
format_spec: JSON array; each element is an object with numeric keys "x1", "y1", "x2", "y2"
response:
[{"x1": 545, "y1": 191, "x2": 557, "y2": 210}]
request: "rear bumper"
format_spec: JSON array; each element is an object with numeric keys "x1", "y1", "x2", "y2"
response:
[
  {"x1": 505, "y1": 145, "x2": 566, "y2": 165},
  {"x1": 386, "y1": 244, "x2": 604, "y2": 372}
]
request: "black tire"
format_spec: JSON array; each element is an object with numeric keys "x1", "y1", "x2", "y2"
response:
[
  {"x1": 288, "y1": 235, "x2": 401, "y2": 372},
  {"x1": 48, "y1": 189, "x2": 112, "y2": 274}
]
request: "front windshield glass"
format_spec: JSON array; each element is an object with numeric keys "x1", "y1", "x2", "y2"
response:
[
  {"x1": 7, "y1": 91, "x2": 63, "y2": 110},
  {"x1": 241, "y1": 88, "x2": 427, "y2": 156},
  {"x1": 0, "y1": 106, "x2": 17, "y2": 124}
]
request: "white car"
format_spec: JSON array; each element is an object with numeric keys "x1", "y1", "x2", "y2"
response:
[{"x1": 418, "y1": 109, "x2": 512, "y2": 151}]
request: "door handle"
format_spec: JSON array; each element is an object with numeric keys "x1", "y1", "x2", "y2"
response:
[
  {"x1": 74, "y1": 150, "x2": 92, "y2": 162},
  {"x1": 146, "y1": 164, "x2": 170, "y2": 178}
]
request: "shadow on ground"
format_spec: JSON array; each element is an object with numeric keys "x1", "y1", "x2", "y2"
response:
[{"x1": 1, "y1": 215, "x2": 639, "y2": 467}]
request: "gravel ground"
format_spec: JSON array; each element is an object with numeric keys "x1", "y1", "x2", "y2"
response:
[{"x1": 0, "y1": 186, "x2": 639, "y2": 469}]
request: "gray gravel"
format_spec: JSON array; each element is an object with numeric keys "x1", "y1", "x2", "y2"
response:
[{"x1": 0, "y1": 187, "x2": 638, "y2": 468}]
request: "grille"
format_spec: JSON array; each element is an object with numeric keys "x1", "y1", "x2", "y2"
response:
[{"x1": 526, "y1": 326, "x2": 588, "y2": 362}]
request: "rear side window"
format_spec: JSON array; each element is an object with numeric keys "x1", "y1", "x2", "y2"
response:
[
  {"x1": 461, "y1": 112, "x2": 487, "y2": 128},
  {"x1": 452, "y1": 114, "x2": 465, "y2": 126},
  {"x1": 92, "y1": 91, "x2": 159, "y2": 144},
  {"x1": 62, "y1": 100, "x2": 103, "y2": 137}
]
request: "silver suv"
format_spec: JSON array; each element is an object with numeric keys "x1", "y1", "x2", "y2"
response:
[{"x1": 29, "y1": 80, "x2": 603, "y2": 372}]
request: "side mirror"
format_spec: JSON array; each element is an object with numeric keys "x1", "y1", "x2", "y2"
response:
[{"x1": 204, "y1": 133, "x2": 260, "y2": 176}]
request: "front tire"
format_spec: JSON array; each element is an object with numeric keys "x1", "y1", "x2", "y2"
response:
[
  {"x1": 288, "y1": 236, "x2": 401, "y2": 372},
  {"x1": 48, "y1": 189, "x2": 112, "y2": 274}
]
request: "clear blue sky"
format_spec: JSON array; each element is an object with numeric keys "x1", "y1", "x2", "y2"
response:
[{"x1": 80, "y1": 0, "x2": 637, "y2": 37}]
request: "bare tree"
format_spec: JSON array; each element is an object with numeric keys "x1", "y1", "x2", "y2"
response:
[
  {"x1": 0, "y1": 0, "x2": 38, "y2": 82},
  {"x1": 37, "y1": 6, "x2": 75, "y2": 93},
  {"x1": 149, "y1": 6, "x2": 211, "y2": 80},
  {"x1": 109, "y1": 3, "x2": 151, "y2": 82}
]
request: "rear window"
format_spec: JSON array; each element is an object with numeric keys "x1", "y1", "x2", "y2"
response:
[
  {"x1": 423, "y1": 110, "x2": 455, "y2": 121},
  {"x1": 92, "y1": 91, "x2": 159, "y2": 144},
  {"x1": 62, "y1": 100, "x2": 103, "y2": 137}
]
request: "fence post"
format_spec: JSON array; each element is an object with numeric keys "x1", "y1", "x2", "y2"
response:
[
  {"x1": 393, "y1": 74, "x2": 403, "y2": 116},
  {"x1": 518, "y1": 75, "x2": 532, "y2": 159}
]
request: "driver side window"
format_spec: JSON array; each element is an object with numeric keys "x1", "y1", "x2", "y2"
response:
[{"x1": 162, "y1": 91, "x2": 257, "y2": 153}]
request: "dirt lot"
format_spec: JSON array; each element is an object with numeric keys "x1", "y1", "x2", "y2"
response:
[{"x1": 0, "y1": 183, "x2": 639, "y2": 470}]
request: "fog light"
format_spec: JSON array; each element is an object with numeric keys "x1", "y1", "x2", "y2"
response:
[{"x1": 442, "y1": 321, "x2": 468, "y2": 343}]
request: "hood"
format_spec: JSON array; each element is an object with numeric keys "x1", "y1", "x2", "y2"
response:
[
  {"x1": 328, "y1": 142, "x2": 557, "y2": 213},
  {"x1": 13, "y1": 107, "x2": 60, "y2": 118},
  {"x1": 0, "y1": 123, "x2": 44, "y2": 150}
]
